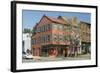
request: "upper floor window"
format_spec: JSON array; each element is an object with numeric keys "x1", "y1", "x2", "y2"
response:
[
  {"x1": 47, "y1": 35, "x2": 51, "y2": 42},
  {"x1": 41, "y1": 35, "x2": 51, "y2": 43},
  {"x1": 52, "y1": 24, "x2": 58, "y2": 30},
  {"x1": 52, "y1": 34, "x2": 58, "y2": 42},
  {"x1": 47, "y1": 24, "x2": 51, "y2": 30},
  {"x1": 36, "y1": 24, "x2": 52, "y2": 33},
  {"x1": 42, "y1": 25, "x2": 45, "y2": 32},
  {"x1": 59, "y1": 35, "x2": 65, "y2": 42},
  {"x1": 31, "y1": 38, "x2": 36, "y2": 45},
  {"x1": 39, "y1": 26, "x2": 42, "y2": 32},
  {"x1": 38, "y1": 37, "x2": 41, "y2": 44},
  {"x1": 41, "y1": 36, "x2": 44, "y2": 43},
  {"x1": 59, "y1": 25, "x2": 63, "y2": 30},
  {"x1": 38, "y1": 27, "x2": 40, "y2": 33}
]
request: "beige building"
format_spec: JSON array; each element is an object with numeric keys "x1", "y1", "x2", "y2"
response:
[{"x1": 79, "y1": 21, "x2": 91, "y2": 54}]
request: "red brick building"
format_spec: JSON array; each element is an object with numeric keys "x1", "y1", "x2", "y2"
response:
[{"x1": 31, "y1": 15, "x2": 80, "y2": 57}]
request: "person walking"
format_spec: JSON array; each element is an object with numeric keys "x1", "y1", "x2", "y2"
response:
[{"x1": 74, "y1": 46, "x2": 78, "y2": 57}]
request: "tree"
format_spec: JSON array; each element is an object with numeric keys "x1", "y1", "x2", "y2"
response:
[
  {"x1": 23, "y1": 28, "x2": 31, "y2": 33},
  {"x1": 31, "y1": 28, "x2": 36, "y2": 36}
]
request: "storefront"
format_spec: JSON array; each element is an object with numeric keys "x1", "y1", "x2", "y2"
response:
[
  {"x1": 81, "y1": 42, "x2": 91, "y2": 54},
  {"x1": 41, "y1": 44, "x2": 69, "y2": 57},
  {"x1": 32, "y1": 44, "x2": 81, "y2": 57}
]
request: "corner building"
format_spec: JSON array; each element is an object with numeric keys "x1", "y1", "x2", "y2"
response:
[{"x1": 31, "y1": 15, "x2": 82, "y2": 57}]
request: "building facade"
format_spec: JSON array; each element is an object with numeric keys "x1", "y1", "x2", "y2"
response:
[
  {"x1": 79, "y1": 21, "x2": 91, "y2": 54},
  {"x1": 31, "y1": 15, "x2": 90, "y2": 57}
]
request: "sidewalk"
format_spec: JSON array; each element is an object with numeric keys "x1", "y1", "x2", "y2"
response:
[{"x1": 23, "y1": 54, "x2": 91, "y2": 62}]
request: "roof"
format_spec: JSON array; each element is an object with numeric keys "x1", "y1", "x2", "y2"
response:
[
  {"x1": 57, "y1": 16, "x2": 71, "y2": 25},
  {"x1": 80, "y1": 21, "x2": 91, "y2": 25},
  {"x1": 34, "y1": 15, "x2": 68, "y2": 28},
  {"x1": 44, "y1": 15, "x2": 67, "y2": 25},
  {"x1": 58, "y1": 16, "x2": 79, "y2": 27},
  {"x1": 35, "y1": 15, "x2": 89, "y2": 28}
]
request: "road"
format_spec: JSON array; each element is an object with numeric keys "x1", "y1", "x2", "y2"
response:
[{"x1": 22, "y1": 54, "x2": 91, "y2": 63}]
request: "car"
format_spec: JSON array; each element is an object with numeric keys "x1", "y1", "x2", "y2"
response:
[{"x1": 23, "y1": 54, "x2": 33, "y2": 59}]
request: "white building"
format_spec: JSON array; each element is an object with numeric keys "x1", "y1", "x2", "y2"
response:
[{"x1": 22, "y1": 33, "x2": 32, "y2": 54}]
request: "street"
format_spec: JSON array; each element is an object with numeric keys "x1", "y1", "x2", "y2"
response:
[{"x1": 22, "y1": 54, "x2": 91, "y2": 63}]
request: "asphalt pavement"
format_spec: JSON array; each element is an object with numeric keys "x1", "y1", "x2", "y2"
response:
[{"x1": 22, "y1": 54, "x2": 91, "y2": 63}]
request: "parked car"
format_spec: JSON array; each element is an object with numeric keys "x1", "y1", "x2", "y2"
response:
[{"x1": 23, "y1": 53, "x2": 33, "y2": 59}]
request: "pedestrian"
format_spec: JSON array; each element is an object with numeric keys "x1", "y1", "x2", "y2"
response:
[
  {"x1": 70, "y1": 46, "x2": 74, "y2": 57},
  {"x1": 74, "y1": 46, "x2": 78, "y2": 57}
]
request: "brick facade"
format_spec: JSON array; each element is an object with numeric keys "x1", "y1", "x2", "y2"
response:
[{"x1": 31, "y1": 15, "x2": 91, "y2": 57}]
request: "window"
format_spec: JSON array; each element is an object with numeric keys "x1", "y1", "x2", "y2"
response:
[
  {"x1": 44, "y1": 25, "x2": 46, "y2": 32},
  {"x1": 40, "y1": 25, "x2": 49, "y2": 32},
  {"x1": 41, "y1": 37, "x2": 43, "y2": 43},
  {"x1": 32, "y1": 38, "x2": 36, "y2": 45},
  {"x1": 44, "y1": 35, "x2": 47, "y2": 43},
  {"x1": 42, "y1": 26, "x2": 45, "y2": 32},
  {"x1": 53, "y1": 24, "x2": 58, "y2": 29},
  {"x1": 45, "y1": 25, "x2": 48, "y2": 31},
  {"x1": 41, "y1": 36, "x2": 46, "y2": 43},
  {"x1": 59, "y1": 35, "x2": 64, "y2": 42},
  {"x1": 52, "y1": 34, "x2": 58, "y2": 42},
  {"x1": 42, "y1": 35, "x2": 51, "y2": 43},
  {"x1": 38, "y1": 37, "x2": 41, "y2": 44},
  {"x1": 42, "y1": 36, "x2": 44, "y2": 43},
  {"x1": 47, "y1": 35, "x2": 50, "y2": 42},
  {"x1": 47, "y1": 24, "x2": 51, "y2": 30},
  {"x1": 41, "y1": 26, "x2": 44, "y2": 32},
  {"x1": 40, "y1": 27, "x2": 42, "y2": 32},
  {"x1": 38, "y1": 27, "x2": 40, "y2": 33},
  {"x1": 59, "y1": 25, "x2": 63, "y2": 30}
]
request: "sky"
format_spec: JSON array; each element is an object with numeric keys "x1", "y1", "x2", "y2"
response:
[{"x1": 22, "y1": 10, "x2": 91, "y2": 29}]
